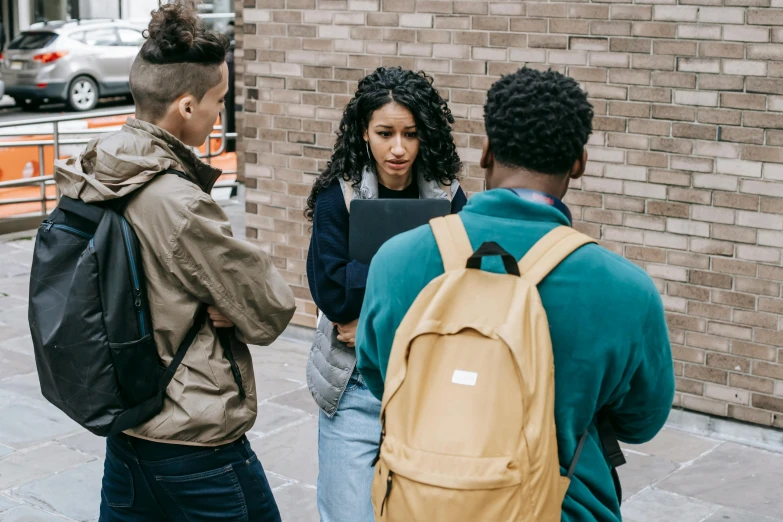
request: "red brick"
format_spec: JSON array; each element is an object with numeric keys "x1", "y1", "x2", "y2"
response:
[
  {"x1": 745, "y1": 112, "x2": 783, "y2": 129},
  {"x1": 590, "y1": 21, "x2": 633, "y2": 37},
  {"x1": 550, "y1": 19, "x2": 591, "y2": 36},
  {"x1": 697, "y1": 108, "x2": 742, "y2": 126},
  {"x1": 690, "y1": 302, "x2": 732, "y2": 321},
  {"x1": 612, "y1": 5, "x2": 653, "y2": 20},
  {"x1": 569, "y1": 4, "x2": 610, "y2": 19},
  {"x1": 689, "y1": 270, "x2": 733, "y2": 289},
  {"x1": 655, "y1": 40, "x2": 698, "y2": 56},
  {"x1": 759, "y1": 297, "x2": 783, "y2": 314},
  {"x1": 652, "y1": 72, "x2": 697, "y2": 89},
  {"x1": 747, "y1": 78, "x2": 783, "y2": 95},
  {"x1": 729, "y1": 405, "x2": 773, "y2": 426},
  {"x1": 670, "y1": 126, "x2": 713, "y2": 144},
  {"x1": 730, "y1": 373, "x2": 775, "y2": 394},
  {"x1": 699, "y1": 42, "x2": 746, "y2": 59},
  {"x1": 708, "y1": 353, "x2": 751, "y2": 373},
  {"x1": 721, "y1": 127, "x2": 765, "y2": 145},
  {"x1": 633, "y1": 54, "x2": 676, "y2": 71},
  {"x1": 698, "y1": 74, "x2": 745, "y2": 91},
  {"x1": 747, "y1": 8, "x2": 783, "y2": 25},
  {"x1": 676, "y1": 376, "x2": 705, "y2": 394},
  {"x1": 593, "y1": 116, "x2": 627, "y2": 132},
  {"x1": 472, "y1": 16, "x2": 509, "y2": 31},
  {"x1": 686, "y1": 332, "x2": 730, "y2": 350},
  {"x1": 510, "y1": 18, "x2": 547, "y2": 33},
  {"x1": 652, "y1": 105, "x2": 696, "y2": 122},
  {"x1": 754, "y1": 362, "x2": 783, "y2": 380},
  {"x1": 733, "y1": 341, "x2": 778, "y2": 362},
  {"x1": 735, "y1": 277, "x2": 781, "y2": 297},
  {"x1": 629, "y1": 119, "x2": 670, "y2": 136},
  {"x1": 632, "y1": 22, "x2": 677, "y2": 39},
  {"x1": 626, "y1": 246, "x2": 667, "y2": 263},
  {"x1": 752, "y1": 394, "x2": 783, "y2": 414},
  {"x1": 610, "y1": 38, "x2": 652, "y2": 54},
  {"x1": 767, "y1": 131, "x2": 783, "y2": 147},
  {"x1": 529, "y1": 34, "x2": 569, "y2": 49},
  {"x1": 685, "y1": 364, "x2": 728, "y2": 384}
]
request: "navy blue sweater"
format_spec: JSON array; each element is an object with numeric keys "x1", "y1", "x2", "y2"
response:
[{"x1": 307, "y1": 180, "x2": 467, "y2": 324}]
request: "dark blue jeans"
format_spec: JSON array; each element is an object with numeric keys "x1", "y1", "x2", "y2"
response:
[{"x1": 99, "y1": 433, "x2": 281, "y2": 522}]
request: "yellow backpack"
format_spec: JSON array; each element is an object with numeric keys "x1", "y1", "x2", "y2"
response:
[{"x1": 372, "y1": 214, "x2": 596, "y2": 522}]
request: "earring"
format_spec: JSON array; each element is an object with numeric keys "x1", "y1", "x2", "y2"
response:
[{"x1": 365, "y1": 141, "x2": 371, "y2": 161}]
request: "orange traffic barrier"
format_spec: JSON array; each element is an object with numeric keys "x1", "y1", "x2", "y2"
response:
[{"x1": 1, "y1": 112, "x2": 237, "y2": 220}]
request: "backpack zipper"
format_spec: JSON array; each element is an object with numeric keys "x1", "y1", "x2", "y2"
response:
[
  {"x1": 120, "y1": 218, "x2": 147, "y2": 337},
  {"x1": 42, "y1": 220, "x2": 92, "y2": 239},
  {"x1": 380, "y1": 470, "x2": 394, "y2": 516}
]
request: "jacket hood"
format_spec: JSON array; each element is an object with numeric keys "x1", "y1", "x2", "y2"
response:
[{"x1": 54, "y1": 117, "x2": 222, "y2": 203}]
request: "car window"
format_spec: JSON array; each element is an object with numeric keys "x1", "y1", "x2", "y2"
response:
[
  {"x1": 117, "y1": 29, "x2": 144, "y2": 47},
  {"x1": 8, "y1": 32, "x2": 58, "y2": 50},
  {"x1": 84, "y1": 29, "x2": 119, "y2": 46}
]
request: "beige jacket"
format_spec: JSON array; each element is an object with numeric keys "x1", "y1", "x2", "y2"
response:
[{"x1": 54, "y1": 118, "x2": 296, "y2": 446}]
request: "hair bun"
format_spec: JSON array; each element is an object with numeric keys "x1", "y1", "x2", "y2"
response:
[{"x1": 146, "y1": 1, "x2": 200, "y2": 57}]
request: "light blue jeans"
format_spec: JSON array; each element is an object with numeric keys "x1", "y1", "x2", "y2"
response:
[{"x1": 317, "y1": 370, "x2": 382, "y2": 522}]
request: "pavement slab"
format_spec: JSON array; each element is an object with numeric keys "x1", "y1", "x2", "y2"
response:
[
  {"x1": 621, "y1": 489, "x2": 721, "y2": 522},
  {"x1": 10, "y1": 460, "x2": 103, "y2": 522},
  {"x1": 0, "y1": 443, "x2": 93, "y2": 491},
  {"x1": 0, "y1": 504, "x2": 70, "y2": 522},
  {"x1": 656, "y1": 442, "x2": 783, "y2": 519}
]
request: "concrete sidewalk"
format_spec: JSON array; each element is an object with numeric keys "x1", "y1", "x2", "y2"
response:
[{"x1": 1, "y1": 208, "x2": 782, "y2": 521}]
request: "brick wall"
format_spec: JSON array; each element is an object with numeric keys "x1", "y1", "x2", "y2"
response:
[{"x1": 236, "y1": 0, "x2": 783, "y2": 428}]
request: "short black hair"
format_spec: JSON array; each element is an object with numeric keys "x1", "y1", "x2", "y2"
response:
[
  {"x1": 484, "y1": 68, "x2": 594, "y2": 175},
  {"x1": 130, "y1": 0, "x2": 229, "y2": 121}
]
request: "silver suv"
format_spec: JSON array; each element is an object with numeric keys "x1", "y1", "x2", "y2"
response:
[{"x1": 1, "y1": 20, "x2": 144, "y2": 111}]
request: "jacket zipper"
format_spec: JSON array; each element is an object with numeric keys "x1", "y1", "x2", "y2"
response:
[
  {"x1": 380, "y1": 470, "x2": 394, "y2": 516},
  {"x1": 42, "y1": 220, "x2": 92, "y2": 239},
  {"x1": 121, "y1": 218, "x2": 147, "y2": 337}
]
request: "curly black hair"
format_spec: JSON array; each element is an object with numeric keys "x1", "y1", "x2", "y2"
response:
[
  {"x1": 484, "y1": 67, "x2": 593, "y2": 175},
  {"x1": 305, "y1": 67, "x2": 462, "y2": 220}
]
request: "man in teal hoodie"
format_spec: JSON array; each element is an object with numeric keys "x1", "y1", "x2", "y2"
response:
[{"x1": 355, "y1": 68, "x2": 674, "y2": 521}]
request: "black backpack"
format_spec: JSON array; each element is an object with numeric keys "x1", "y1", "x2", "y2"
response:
[{"x1": 28, "y1": 171, "x2": 219, "y2": 436}]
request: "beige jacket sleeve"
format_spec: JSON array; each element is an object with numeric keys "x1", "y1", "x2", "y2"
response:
[{"x1": 167, "y1": 193, "x2": 296, "y2": 346}]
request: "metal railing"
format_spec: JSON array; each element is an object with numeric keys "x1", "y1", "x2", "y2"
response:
[{"x1": 0, "y1": 108, "x2": 238, "y2": 233}]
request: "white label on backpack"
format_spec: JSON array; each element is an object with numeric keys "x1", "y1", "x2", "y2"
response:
[{"x1": 452, "y1": 370, "x2": 478, "y2": 387}]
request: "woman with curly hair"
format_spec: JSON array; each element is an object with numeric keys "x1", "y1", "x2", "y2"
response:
[{"x1": 305, "y1": 67, "x2": 465, "y2": 521}]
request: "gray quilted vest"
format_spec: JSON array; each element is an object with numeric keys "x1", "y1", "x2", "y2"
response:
[{"x1": 306, "y1": 166, "x2": 460, "y2": 416}]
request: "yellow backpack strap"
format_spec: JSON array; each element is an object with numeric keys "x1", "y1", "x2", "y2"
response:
[
  {"x1": 343, "y1": 183, "x2": 354, "y2": 213},
  {"x1": 430, "y1": 214, "x2": 473, "y2": 272},
  {"x1": 519, "y1": 226, "x2": 596, "y2": 286}
]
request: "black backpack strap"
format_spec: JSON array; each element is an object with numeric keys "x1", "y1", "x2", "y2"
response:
[
  {"x1": 566, "y1": 427, "x2": 589, "y2": 480},
  {"x1": 58, "y1": 196, "x2": 105, "y2": 224},
  {"x1": 109, "y1": 304, "x2": 209, "y2": 435},
  {"x1": 597, "y1": 410, "x2": 625, "y2": 504},
  {"x1": 565, "y1": 412, "x2": 625, "y2": 504},
  {"x1": 159, "y1": 304, "x2": 209, "y2": 391},
  {"x1": 597, "y1": 410, "x2": 626, "y2": 468}
]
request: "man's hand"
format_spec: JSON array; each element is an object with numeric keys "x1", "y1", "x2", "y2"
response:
[
  {"x1": 335, "y1": 319, "x2": 359, "y2": 348},
  {"x1": 208, "y1": 306, "x2": 235, "y2": 328}
]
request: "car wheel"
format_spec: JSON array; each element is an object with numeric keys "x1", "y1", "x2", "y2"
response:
[{"x1": 67, "y1": 76, "x2": 99, "y2": 112}]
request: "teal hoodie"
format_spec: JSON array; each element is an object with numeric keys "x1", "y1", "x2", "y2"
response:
[{"x1": 356, "y1": 188, "x2": 674, "y2": 522}]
